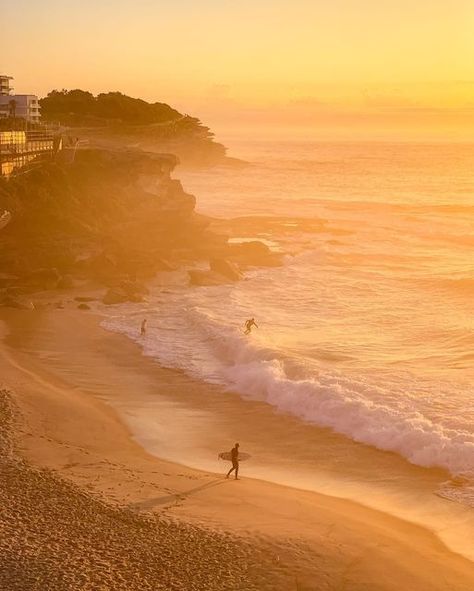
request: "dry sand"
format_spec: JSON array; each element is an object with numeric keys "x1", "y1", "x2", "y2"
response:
[{"x1": 1, "y1": 307, "x2": 474, "y2": 590}]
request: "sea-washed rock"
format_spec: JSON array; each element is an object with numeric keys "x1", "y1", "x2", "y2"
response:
[
  {"x1": 188, "y1": 270, "x2": 234, "y2": 287},
  {"x1": 102, "y1": 288, "x2": 129, "y2": 305},
  {"x1": 209, "y1": 258, "x2": 242, "y2": 281},
  {"x1": 118, "y1": 280, "x2": 149, "y2": 297},
  {"x1": 1, "y1": 295, "x2": 35, "y2": 310},
  {"x1": 77, "y1": 303, "x2": 91, "y2": 310},
  {"x1": 24, "y1": 268, "x2": 61, "y2": 291},
  {"x1": 4, "y1": 286, "x2": 25, "y2": 297},
  {"x1": 0, "y1": 274, "x2": 18, "y2": 289},
  {"x1": 57, "y1": 275, "x2": 75, "y2": 289},
  {"x1": 228, "y1": 241, "x2": 282, "y2": 267},
  {"x1": 102, "y1": 282, "x2": 147, "y2": 305}
]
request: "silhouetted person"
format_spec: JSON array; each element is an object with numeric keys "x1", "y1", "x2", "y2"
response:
[
  {"x1": 244, "y1": 318, "x2": 258, "y2": 335},
  {"x1": 140, "y1": 318, "x2": 147, "y2": 336},
  {"x1": 226, "y1": 443, "x2": 240, "y2": 480}
]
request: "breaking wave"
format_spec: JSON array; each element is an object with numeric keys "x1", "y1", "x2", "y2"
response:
[
  {"x1": 212, "y1": 329, "x2": 474, "y2": 476},
  {"x1": 102, "y1": 304, "x2": 474, "y2": 478}
]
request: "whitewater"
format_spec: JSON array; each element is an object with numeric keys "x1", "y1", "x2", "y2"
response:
[{"x1": 100, "y1": 139, "x2": 474, "y2": 488}]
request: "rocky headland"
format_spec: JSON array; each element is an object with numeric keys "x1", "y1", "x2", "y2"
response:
[
  {"x1": 39, "y1": 89, "x2": 238, "y2": 167},
  {"x1": 0, "y1": 146, "x2": 281, "y2": 309}
]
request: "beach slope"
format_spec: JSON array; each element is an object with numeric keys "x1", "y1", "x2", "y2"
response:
[{"x1": 1, "y1": 308, "x2": 474, "y2": 590}]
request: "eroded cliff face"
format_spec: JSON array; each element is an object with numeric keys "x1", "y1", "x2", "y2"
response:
[
  {"x1": 0, "y1": 149, "x2": 226, "y2": 292},
  {"x1": 0, "y1": 148, "x2": 282, "y2": 307}
]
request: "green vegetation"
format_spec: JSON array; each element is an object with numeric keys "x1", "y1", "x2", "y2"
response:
[
  {"x1": 40, "y1": 90, "x2": 181, "y2": 126},
  {"x1": 39, "y1": 89, "x2": 227, "y2": 165}
]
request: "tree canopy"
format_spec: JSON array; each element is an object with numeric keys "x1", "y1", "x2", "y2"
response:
[{"x1": 40, "y1": 89, "x2": 182, "y2": 126}]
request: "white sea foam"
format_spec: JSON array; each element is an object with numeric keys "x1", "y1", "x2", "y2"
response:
[
  {"x1": 223, "y1": 358, "x2": 474, "y2": 475},
  {"x1": 100, "y1": 140, "x2": 474, "y2": 487},
  {"x1": 436, "y1": 475, "x2": 474, "y2": 508},
  {"x1": 101, "y1": 300, "x2": 474, "y2": 478}
]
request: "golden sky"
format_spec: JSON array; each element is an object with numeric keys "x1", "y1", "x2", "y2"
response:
[{"x1": 2, "y1": 0, "x2": 474, "y2": 138}]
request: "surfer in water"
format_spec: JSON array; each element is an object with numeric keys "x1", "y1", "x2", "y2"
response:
[
  {"x1": 244, "y1": 318, "x2": 258, "y2": 335},
  {"x1": 226, "y1": 443, "x2": 240, "y2": 480},
  {"x1": 140, "y1": 318, "x2": 147, "y2": 336}
]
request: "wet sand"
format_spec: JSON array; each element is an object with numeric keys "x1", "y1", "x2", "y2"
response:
[{"x1": 1, "y1": 307, "x2": 474, "y2": 590}]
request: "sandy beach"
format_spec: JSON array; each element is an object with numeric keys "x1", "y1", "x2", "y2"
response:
[{"x1": 1, "y1": 306, "x2": 474, "y2": 591}]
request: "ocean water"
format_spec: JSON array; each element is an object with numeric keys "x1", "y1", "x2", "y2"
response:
[{"x1": 101, "y1": 140, "x2": 474, "y2": 500}]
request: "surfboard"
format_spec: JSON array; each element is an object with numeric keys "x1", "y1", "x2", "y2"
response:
[{"x1": 218, "y1": 452, "x2": 251, "y2": 462}]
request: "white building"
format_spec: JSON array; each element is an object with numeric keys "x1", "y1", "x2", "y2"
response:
[
  {"x1": 0, "y1": 75, "x2": 41, "y2": 122},
  {"x1": 0, "y1": 95, "x2": 41, "y2": 122},
  {"x1": 0, "y1": 75, "x2": 13, "y2": 96}
]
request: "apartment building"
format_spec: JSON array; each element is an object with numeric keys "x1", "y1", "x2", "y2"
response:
[{"x1": 0, "y1": 75, "x2": 41, "y2": 122}]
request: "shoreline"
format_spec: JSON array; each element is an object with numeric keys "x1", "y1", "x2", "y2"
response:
[
  {"x1": 97, "y1": 299, "x2": 474, "y2": 564},
  {"x1": 0, "y1": 388, "x2": 278, "y2": 590},
  {"x1": 2, "y1": 306, "x2": 474, "y2": 589}
]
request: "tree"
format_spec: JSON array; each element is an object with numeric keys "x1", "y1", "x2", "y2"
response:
[
  {"x1": 8, "y1": 99, "x2": 16, "y2": 118},
  {"x1": 39, "y1": 89, "x2": 182, "y2": 125}
]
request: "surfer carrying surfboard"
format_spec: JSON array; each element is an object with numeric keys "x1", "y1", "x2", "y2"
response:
[
  {"x1": 225, "y1": 443, "x2": 240, "y2": 480},
  {"x1": 244, "y1": 318, "x2": 258, "y2": 335}
]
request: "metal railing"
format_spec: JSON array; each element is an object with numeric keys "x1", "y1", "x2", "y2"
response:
[{"x1": 0, "y1": 126, "x2": 61, "y2": 177}]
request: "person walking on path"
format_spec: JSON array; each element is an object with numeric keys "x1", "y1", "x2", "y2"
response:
[{"x1": 226, "y1": 443, "x2": 240, "y2": 480}]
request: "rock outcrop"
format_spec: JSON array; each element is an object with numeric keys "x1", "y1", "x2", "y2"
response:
[
  {"x1": 209, "y1": 258, "x2": 242, "y2": 281},
  {"x1": 189, "y1": 257, "x2": 243, "y2": 287},
  {"x1": 24, "y1": 268, "x2": 61, "y2": 291},
  {"x1": 102, "y1": 280, "x2": 149, "y2": 305},
  {"x1": 188, "y1": 270, "x2": 234, "y2": 287},
  {"x1": 0, "y1": 295, "x2": 35, "y2": 310},
  {"x1": 0, "y1": 149, "x2": 230, "y2": 293},
  {"x1": 227, "y1": 241, "x2": 282, "y2": 267}
]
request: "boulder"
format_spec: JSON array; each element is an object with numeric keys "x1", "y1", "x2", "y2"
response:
[
  {"x1": 57, "y1": 275, "x2": 75, "y2": 289},
  {"x1": 231, "y1": 240, "x2": 270, "y2": 258},
  {"x1": 79, "y1": 252, "x2": 120, "y2": 282},
  {"x1": 102, "y1": 288, "x2": 129, "y2": 305},
  {"x1": 77, "y1": 303, "x2": 91, "y2": 310},
  {"x1": 24, "y1": 268, "x2": 61, "y2": 291},
  {"x1": 188, "y1": 270, "x2": 234, "y2": 287},
  {"x1": 228, "y1": 241, "x2": 283, "y2": 267},
  {"x1": 209, "y1": 258, "x2": 241, "y2": 282},
  {"x1": 5, "y1": 286, "x2": 26, "y2": 297},
  {"x1": 1, "y1": 295, "x2": 35, "y2": 310},
  {"x1": 102, "y1": 280, "x2": 149, "y2": 304},
  {"x1": 118, "y1": 280, "x2": 149, "y2": 297},
  {"x1": 0, "y1": 274, "x2": 18, "y2": 289}
]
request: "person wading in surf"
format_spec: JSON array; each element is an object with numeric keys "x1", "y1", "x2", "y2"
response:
[
  {"x1": 226, "y1": 443, "x2": 240, "y2": 480},
  {"x1": 244, "y1": 318, "x2": 258, "y2": 335},
  {"x1": 140, "y1": 318, "x2": 147, "y2": 336}
]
